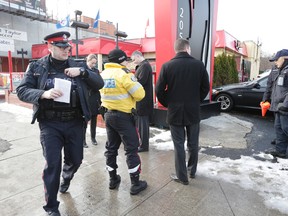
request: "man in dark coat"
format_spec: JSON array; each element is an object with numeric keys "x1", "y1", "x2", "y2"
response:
[
  {"x1": 155, "y1": 38, "x2": 209, "y2": 185},
  {"x1": 131, "y1": 50, "x2": 153, "y2": 152}
]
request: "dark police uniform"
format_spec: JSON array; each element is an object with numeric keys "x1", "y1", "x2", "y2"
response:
[
  {"x1": 266, "y1": 49, "x2": 288, "y2": 158},
  {"x1": 16, "y1": 31, "x2": 104, "y2": 215}
]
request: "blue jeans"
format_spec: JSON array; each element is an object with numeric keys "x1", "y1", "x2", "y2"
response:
[{"x1": 274, "y1": 113, "x2": 288, "y2": 156}]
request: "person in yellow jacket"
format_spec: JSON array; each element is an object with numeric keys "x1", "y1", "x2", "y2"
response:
[{"x1": 100, "y1": 48, "x2": 148, "y2": 195}]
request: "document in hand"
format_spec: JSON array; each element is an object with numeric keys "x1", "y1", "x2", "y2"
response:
[{"x1": 54, "y1": 78, "x2": 71, "y2": 103}]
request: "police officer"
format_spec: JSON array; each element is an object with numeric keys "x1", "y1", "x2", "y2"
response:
[
  {"x1": 100, "y1": 48, "x2": 148, "y2": 195},
  {"x1": 265, "y1": 49, "x2": 288, "y2": 159},
  {"x1": 16, "y1": 31, "x2": 104, "y2": 216}
]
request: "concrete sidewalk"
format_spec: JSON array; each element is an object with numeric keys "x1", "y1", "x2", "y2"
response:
[{"x1": 0, "y1": 103, "x2": 286, "y2": 216}]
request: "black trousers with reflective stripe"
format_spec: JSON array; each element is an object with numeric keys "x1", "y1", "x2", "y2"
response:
[{"x1": 104, "y1": 111, "x2": 141, "y2": 174}]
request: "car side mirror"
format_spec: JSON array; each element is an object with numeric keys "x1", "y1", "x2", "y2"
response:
[{"x1": 253, "y1": 83, "x2": 260, "y2": 89}]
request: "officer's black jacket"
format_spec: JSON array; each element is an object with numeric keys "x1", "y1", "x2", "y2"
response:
[{"x1": 16, "y1": 55, "x2": 104, "y2": 124}]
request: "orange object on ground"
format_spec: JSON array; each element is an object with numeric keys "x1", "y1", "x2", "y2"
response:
[{"x1": 260, "y1": 101, "x2": 271, "y2": 117}]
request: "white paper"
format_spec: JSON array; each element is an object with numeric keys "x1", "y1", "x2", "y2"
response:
[{"x1": 54, "y1": 78, "x2": 71, "y2": 103}]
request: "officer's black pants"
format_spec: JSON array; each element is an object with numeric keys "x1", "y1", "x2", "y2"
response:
[
  {"x1": 39, "y1": 118, "x2": 84, "y2": 212},
  {"x1": 104, "y1": 111, "x2": 141, "y2": 174}
]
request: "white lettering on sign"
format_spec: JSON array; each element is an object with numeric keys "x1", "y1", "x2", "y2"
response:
[
  {"x1": 0, "y1": 38, "x2": 15, "y2": 52},
  {"x1": 0, "y1": 27, "x2": 27, "y2": 41},
  {"x1": 179, "y1": 7, "x2": 184, "y2": 38}
]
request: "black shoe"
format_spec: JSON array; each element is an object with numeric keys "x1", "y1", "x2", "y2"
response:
[
  {"x1": 138, "y1": 147, "x2": 148, "y2": 152},
  {"x1": 47, "y1": 210, "x2": 61, "y2": 216},
  {"x1": 190, "y1": 174, "x2": 196, "y2": 179},
  {"x1": 170, "y1": 173, "x2": 189, "y2": 185},
  {"x1": 271, "y1": 139, "x2": 276, "y2": 145},
  {"x1": 130, "y1": 180, "x2": 148, "y2": 195},
  {"x1": 59, "y1": 179, "x2": 70, "y2": 193},
  {"x1": 265, "y1": 150, "x2": 286, "y2": 158},
  {"x1": 109, "y1": 175, "x2": 121, "y2": 189},
  {"x1": 83, "y1": 142, "x2": 88, "y2": 148},
  {"x1": 91, "y1": 138, "x2": 98, "y2": 145}
]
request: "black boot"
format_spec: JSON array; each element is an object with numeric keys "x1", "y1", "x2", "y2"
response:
[
  {"x1": 109, "y1": 170, "x2": 121, "y2": 189},
  {"x1": 83, "y1": 139, "x2": 88, "y2": 148},
  {"x1": 83, "y1": 128, "x2": 88, "y2": 148},
  {"x1": 130, "y1": 174, "x2": 147, "y2": 195},
  {"x1": 59, "y1": 179, "x2": 70, "y2": 193}
]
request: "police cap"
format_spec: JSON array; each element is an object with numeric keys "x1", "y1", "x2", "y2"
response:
[
  {"x1": 108, "y1": 49, "x2": 127, "y2": 64},
  {"x1": 44, "y1": 31, "x2": 71, "y2": 48},
  {"x1": 269, "y1": 49, "x2": 288, "y2": 62}
]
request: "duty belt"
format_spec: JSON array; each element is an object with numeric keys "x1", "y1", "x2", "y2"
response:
[{"x1": 38, "y1": 109, "x2": 83, "y2": 121}]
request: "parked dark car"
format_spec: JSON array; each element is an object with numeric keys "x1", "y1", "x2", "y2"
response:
[{"x1": 212, "y1": 74, "x2": 269, "y2": 111}]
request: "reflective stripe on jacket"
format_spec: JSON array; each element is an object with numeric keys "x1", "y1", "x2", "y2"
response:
[{"x1": 100, "y1": 63, "x2": 145, "y2": 113}]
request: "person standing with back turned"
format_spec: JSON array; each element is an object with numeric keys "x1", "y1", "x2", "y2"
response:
[
  {"x1": 155, "y1": 38, "x2": 209, "y2": 185},
  {"x1": 131, "y1": 50, "x2": 154, "y2": 152},
  {"x1": 16, "y1": 31, "x2": 104, "y2": 216},
  {"x1": 100, "y1": 48, "x2": 148, "y2": 195}
]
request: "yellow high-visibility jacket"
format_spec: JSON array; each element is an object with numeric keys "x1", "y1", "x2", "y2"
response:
[{"x1": 100, "y1": 63, "x2": 145, "y2": 113}]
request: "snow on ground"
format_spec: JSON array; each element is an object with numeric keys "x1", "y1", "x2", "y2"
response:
[{"x1": 1, "y1": 103, "x2": 288, "y2": 214}]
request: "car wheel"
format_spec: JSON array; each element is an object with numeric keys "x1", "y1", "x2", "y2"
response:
[{"x1": 215, "y1": 94, "x2": 234, "y2": 111}]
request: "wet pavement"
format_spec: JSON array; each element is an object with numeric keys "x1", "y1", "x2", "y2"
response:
[{"x1": 0, "y1": 103, "x2": 287, "y2": 216}]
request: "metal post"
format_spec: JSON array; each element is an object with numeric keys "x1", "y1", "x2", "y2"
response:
[
  {"x1": 17, "y1": 48, "x2": 27, "y2": 72},
  {"x1": 75, "y1": 12, "x2": 79, "y2": 59},
  {"x1": 115, "y1": 23, "x2": 119, "y2": 49},
  {"x1": 8, "y1": 51, "x2": 13, "y2": 92},
  {"x1": 75, "y1": 27, "x2": 79, "y2": 58}
]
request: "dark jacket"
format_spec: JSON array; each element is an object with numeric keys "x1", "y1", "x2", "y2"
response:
[
  {"x1": 16, "y1": 55, "x2": 104, "y2": 124},
  {"x1": 135, "y1": 59, "x2": 153, "y2": 116},
  {"x1": 271, "y1": 63, "x2": 288, "y2": 113},
  {"x1": 155, "y1": 52, "x2": 210, "y2": 125},
  {"x1": 262, "y1": 67, "x2": 279, "y2": 112},
  {"x1": 87, "y1": 67, "x2": 101, "y2": 115}
]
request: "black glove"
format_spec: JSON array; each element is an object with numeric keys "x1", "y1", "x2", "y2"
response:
[
  {"x1": 277, "y1": 103, "x2": 288, "y2": 115},
  {"x1": 98, "y1": 106, "x2": 107, "y2": 119}
]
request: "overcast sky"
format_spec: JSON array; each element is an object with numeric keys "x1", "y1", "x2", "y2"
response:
[{"x1": 46, "y1": 0, "x2": 288, "y2": 55}]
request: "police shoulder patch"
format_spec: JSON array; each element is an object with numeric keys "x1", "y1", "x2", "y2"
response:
[
  {"x1": 130, "y1": 75, "x2": 137, "y2": 82},
  {"x1": 121, "y1": 68, "x2": 130, "y2": 73}
]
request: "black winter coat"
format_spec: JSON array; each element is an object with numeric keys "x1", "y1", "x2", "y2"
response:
[
  {"x1": 135, "y1": 59, "x2": 154, "y2": 116},
  {"x1": 16, "y1": 55, "x2": 104, "y2": 124},
  {"x1": 87, "y1": 67, "x2": 101, "y2": 115},
  {"x1": 155, "y1": 52, "x2": 209, "y2": 125},
  {"x1": 262, "y1": 67, "x2": 279, "y2": 112}
]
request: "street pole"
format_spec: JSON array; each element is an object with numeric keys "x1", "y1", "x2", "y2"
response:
[
  {"x1": 17, "y1": 48, "x2": 27, "y2": 72},
  {"x1": 114, "y1": 24, "x2": 127, "y2": 49},
  {"x1": 71, "y1": 10, "x2": 89, "y2": 59},
  {"x1": 75, "y1": 12, "x2": 79, "y2": 59},
  {"x1": 116, "y1": 23, "x2": 119, "y2": 49}
]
